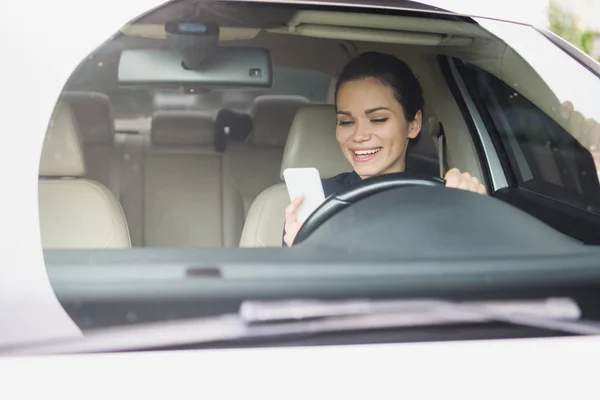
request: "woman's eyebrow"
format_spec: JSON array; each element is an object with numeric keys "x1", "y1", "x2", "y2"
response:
[
  {"x1": 365, "y1": 107, "x2": 391, "y2": 114},
  {"x1": 336, "y1": 110, "x2": 352, "y2": 116}
]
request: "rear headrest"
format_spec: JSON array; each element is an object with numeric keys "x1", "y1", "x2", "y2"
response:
[
  {"x1": 280, "y1": 105, "x2": 352, "y2": 179},
  {"x1": 39, "y1": 101, "x2": 86, "y2": 177},
  {"x1": 60, "y1": 91, "x2": 115, "y2": 145},
  {"x1": 151, "y1": 111, "x2": 214, "y2": 146},
  {"x1": 251, "y1": 95, "x2": 310, "y2": 147}
]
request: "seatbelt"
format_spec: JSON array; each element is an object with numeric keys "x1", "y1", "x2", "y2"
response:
[{"x1": 436, "y1": 123, "x2": 447, "y2": 178}]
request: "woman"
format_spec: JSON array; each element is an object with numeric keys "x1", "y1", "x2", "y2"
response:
[{"x1": 284, "y1": 52, "x2": 487, "y2": 247}]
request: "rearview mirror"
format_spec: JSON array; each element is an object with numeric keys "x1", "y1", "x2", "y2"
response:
[{"x1": 118, "y1": 47, "x2": 272, "y2": 88}]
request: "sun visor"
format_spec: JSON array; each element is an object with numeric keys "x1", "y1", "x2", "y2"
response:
[
  {"x1": 266, "y1": 11, "x2": 487, "y2": 46},
  {"x1": 118, "y1": 47, "x2": 272, "y2": 87}
]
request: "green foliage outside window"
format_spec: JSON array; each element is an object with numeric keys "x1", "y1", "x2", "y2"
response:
[{"x1": 548, "y1": 0, "x2": 599, "y2": 60}]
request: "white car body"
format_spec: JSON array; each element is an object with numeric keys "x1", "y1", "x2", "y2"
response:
[{"x1": 1, "y1": 0, "x2": 599, "y2": 398}]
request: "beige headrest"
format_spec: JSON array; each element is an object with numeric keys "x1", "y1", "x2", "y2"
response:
[
  {"x1": 251, "y1": 95, "x2": 309, "y2": 147},
  {"x1": 151, "y1": 111, "x2": 215, "y2": 146},
  {"x1": 60, "y1": 91, "x2": 115, "y2": 145},
  {"x1": 39, "y1": 101, "x2": 86, "y2": 177},
  {"x1": 280, "y1": 105, "x2": 352, "y2": 179}
]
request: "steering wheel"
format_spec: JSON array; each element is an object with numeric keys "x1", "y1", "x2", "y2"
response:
[{"x1": 293, "y1": 172, "x2": 445, "y2": 245}]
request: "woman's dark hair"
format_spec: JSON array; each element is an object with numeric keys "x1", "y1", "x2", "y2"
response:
[{"x1": 335, "y1": 52, "x2": 424, "y2": 121}]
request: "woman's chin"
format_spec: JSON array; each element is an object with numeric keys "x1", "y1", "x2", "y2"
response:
[
  {"x1": 353, "y1": 164, "x2": 384, "y2": 179},
  {"x1": 352, "y1": 159, "x2": 405, "y2": 179}
]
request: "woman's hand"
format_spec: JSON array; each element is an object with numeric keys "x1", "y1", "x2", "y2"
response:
[
  {"x1": 444, "y1": 168, "x2": 487, "y2": 195},
  {"x1": 284, "y1": 194, "x2": 304, "y2": 247}
]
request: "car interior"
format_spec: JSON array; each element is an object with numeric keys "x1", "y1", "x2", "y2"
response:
[{"x1": 39, "y1": 0, "x2": 600, "y2": 252}]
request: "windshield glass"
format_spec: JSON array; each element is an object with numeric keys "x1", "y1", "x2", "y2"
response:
[{"x1": 4, "y1": 0, "x2": 600, "y2": 351}]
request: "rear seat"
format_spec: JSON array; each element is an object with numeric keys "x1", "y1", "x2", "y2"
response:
[
  {"x1": 56, "y1": 92, "x2": 311, "y2": 248},
  {"x1": 143, "y1": 111, "x2": 226, "y2": 247},
  {"x1": 142, "y1": 96, "x2": 309, "y2": 247}
]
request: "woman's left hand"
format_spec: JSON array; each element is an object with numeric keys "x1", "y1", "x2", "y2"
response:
[{"x1": 444, "y1": 168, "x2": 487, "y2": 195}]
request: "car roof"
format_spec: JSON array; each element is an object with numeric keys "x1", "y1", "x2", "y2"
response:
[{"x1": 136, "y1": 0, "x2": 468, "y2": 27}]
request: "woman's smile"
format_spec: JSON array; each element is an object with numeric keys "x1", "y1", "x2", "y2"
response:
[{"x1": 351, "y1": 146, "x2": 382, "y2": 162}]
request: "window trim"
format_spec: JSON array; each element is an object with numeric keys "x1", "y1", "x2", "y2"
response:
[
  {"x1": 440, "y1": 56, "x2": 509, "y2": 192},
  {"x1": 473, "y1": 74, "x2": 533, "y2": 183}
]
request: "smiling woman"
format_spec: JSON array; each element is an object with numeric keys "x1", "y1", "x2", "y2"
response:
[{"x1": 282, "y1": 51, "x2": 486, "y2": 247}]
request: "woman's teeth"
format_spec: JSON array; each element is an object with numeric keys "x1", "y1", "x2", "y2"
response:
[{"x1": 353, "y1": 148, "x2": 381, "y2": 156}]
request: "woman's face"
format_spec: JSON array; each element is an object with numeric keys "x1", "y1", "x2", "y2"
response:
[{"x1": 335, "y1": 78, "x2": 422, "y2": 179}]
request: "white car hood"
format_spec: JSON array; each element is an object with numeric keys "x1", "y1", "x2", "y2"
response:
[{"x1": 1, "y1": 336, "x2": 599, "y2": 399}]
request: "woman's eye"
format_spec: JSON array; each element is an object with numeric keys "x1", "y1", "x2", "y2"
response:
[
  {"x1": 371, "y1": 117, "x2": 388, "y2": 124},
  {"x1": 338, "y1": 120, "x2": 354, "y2": 126}
]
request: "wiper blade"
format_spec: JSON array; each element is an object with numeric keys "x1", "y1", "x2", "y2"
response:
[
  {"x1": 5, "y1": 297, "x2": 599, "y2": 355},
  {"x1": 240, "y1": 298, "x2": 580, "y2": 323},
  {"x1": 240, "y1": 298, "x2": 600, "y2": 336}
]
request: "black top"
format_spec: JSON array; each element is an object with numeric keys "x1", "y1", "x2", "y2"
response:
[
  {"x1": 282, "y1": 171, "x2": 365, "y2": 246},
  {"x1": 321, "y1": 171, "x2": 363, "y2": 197}
]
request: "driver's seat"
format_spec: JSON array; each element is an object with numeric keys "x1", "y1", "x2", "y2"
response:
[{"x1": 239, "y1": 105, "x2": 351, "y2": 247}]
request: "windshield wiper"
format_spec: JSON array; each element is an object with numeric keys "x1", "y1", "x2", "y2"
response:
[
  {"x1": 240, "y1": 298, "x2": 579, "y2": 322},
  {"x1": 240, "y1": 298, "x2": 600, "y2": 335},
  {"x1": 4, "y1": 297, "x2": 600, "y2": 355}
]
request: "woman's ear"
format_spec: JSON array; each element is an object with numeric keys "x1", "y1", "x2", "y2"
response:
[{"x1": 407, "y1": 110, "x2": 422, "y2": 139}]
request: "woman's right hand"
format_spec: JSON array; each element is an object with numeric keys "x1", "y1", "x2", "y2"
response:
[{"x1": 284, "y1": 195, "x2": 304, "y2": 247}]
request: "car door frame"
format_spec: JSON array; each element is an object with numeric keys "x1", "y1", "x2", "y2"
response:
[{"x1": 438, "y1": 53, "x2": 600, "y2": 245}]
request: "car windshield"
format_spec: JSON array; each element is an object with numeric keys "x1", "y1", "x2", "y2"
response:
[{"x1": 3, "y1": 0, "x2": 600, "y2": 352}]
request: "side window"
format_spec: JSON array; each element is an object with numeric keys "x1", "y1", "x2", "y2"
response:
[{"x1": 454, "y1": 59, "x2": 600, "y2": 214}]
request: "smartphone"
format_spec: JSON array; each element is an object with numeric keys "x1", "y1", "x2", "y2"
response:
[{"x1": 283, "y1": 167, "x2": 326, "y2": 224}]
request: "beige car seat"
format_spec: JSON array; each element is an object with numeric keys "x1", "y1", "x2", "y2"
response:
[{"x1": 38, "y1": 101, "x2": 131, "y2": 248}]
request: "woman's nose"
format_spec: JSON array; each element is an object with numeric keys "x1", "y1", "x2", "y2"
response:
[{"x1": 352, "y1": 124, "x2": 370, "y2": 142}]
